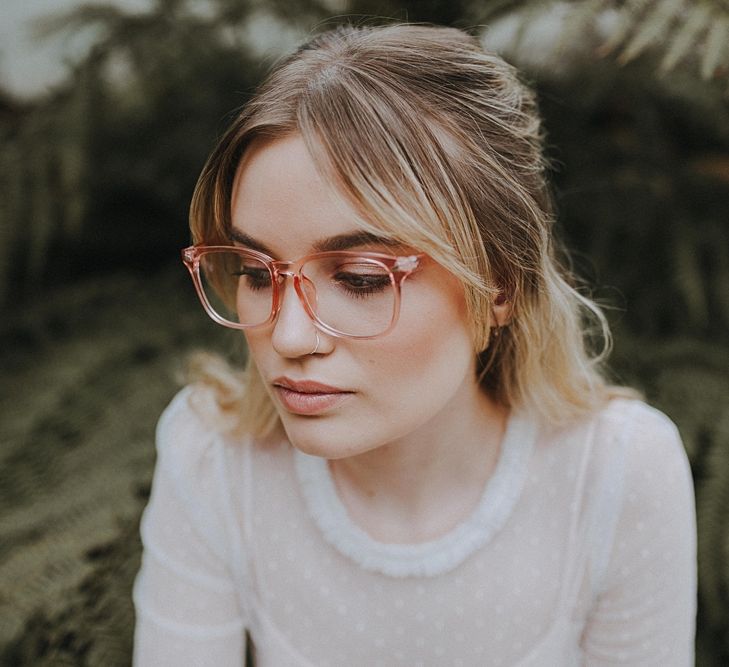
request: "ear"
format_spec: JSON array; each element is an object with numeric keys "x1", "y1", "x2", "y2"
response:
[{"x1": 491, "y1": 293, "x2": 512, "y2": 327}]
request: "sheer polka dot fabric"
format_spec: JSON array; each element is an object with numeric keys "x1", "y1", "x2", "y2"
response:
[{"x1": 133, "y1": 388, "x2": 696, "y2": 666}]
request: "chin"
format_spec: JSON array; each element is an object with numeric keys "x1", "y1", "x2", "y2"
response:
[{"x1": 279, "y1": 414, "x2": 379, "y2": 460}]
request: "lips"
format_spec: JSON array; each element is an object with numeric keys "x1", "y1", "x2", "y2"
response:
[{"x1": 272, "y1": 377, "x2": 354, "y2": 416}]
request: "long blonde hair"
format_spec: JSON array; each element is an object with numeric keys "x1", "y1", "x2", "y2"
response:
[{"x1": 188, "y1": 22, "x2": 636, "y2": 436}]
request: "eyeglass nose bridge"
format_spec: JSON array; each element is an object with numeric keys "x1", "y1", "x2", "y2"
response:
[
  {"x1": 270, "y1": 259, "x2": 297, "y2": 278},
  {"x1": 267, "y1": 260, "x2": 319, "y2": 326}
]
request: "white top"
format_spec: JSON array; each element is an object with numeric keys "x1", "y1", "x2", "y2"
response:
[{"x1": 132, "y1": 386, "x2": 697, "y2": 666}]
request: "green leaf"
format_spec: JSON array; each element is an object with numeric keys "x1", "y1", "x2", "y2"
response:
[
  {"x1": 597, "y1": 0, "x2": 651, "y2": 57},
  {"x1": 701, "y1": 14, "x2": 728, "y2": 78},
  {"x1": 555, "y1": 0, "x2": 605, "y2": 56},
  {"x1": 660, "y1": 1, "x2": 711, "y2": 72},
  {"x1": 619, "y1": 0, "x2": 686, "y2": 64}
]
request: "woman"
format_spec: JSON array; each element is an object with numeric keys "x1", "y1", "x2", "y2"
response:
[{"x1": 132, "y1": 23, "x2": 696, "y2": 666}]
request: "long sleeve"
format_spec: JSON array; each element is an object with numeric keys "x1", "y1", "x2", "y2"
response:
[
  {"x1": 132, "y1": 388, "x2": 247, "y2": 666},
  {"x1": 580, "y1": 404, "x2": 697, "y2": 665}
]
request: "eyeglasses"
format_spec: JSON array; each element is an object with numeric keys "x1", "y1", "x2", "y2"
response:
[{"x1": 181, "y1": 245, "x2": 423, "y2": 339}]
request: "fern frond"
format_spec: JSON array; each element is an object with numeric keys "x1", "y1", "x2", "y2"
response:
[
  {"x1": 618, "y1": 0, "x2": 685, "y2": 64},
  {"x1": 609, "y1": 0, "x2": 729, "y2": 77},
  {"x1": 481, "y1": 0, "x2": 729, "y2": 79},
  {"x1": 595, "y1": 0, "x2": 641, "y2": 58},
  {"x1": 701, "y1": 16, "x2": 728, "y2": 79},
  {"x1": 555, "y1": 0, "x2": 605, "y2": 57},
  {"x1": 659, "y1": 3, "x2": 711, "y2": 73}
]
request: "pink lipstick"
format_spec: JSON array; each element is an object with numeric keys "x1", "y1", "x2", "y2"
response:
[{"x1": 272, "y1": 377, "x2": 354, "y2": 416}]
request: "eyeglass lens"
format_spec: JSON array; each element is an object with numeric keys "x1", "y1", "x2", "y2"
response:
[{"x1": 198, "y1": 250, "x2": 397, "y2": 337}]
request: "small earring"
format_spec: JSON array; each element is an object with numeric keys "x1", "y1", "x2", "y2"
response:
[{"x1": 491, "y1": 326, "x2": 501, "y2": 340}]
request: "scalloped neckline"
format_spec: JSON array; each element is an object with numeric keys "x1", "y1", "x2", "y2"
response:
[{"x1": 294, "y1": 409, "x2": 537, "y2": 578}]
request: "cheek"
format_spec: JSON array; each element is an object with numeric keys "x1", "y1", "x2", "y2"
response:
[
  {"x1": 243, "y1": 331, "x2": 272, "y2": 370},
  {"x1": 363, "y1": 296, "x2": 475, "y2": 399},
  {"x1": 243, "y1": 331, "x2": 260, "y2": 356}
]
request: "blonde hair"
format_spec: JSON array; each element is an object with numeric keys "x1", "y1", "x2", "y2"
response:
[{"x1": 188, "y1": 22, "x2": 637, "y2": 435}]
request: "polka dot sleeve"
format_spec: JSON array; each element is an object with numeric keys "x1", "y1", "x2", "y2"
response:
[
  {"x1": 580, "y1": 404, "x2": 697, "y2": 665},
  {"x1": 132, "y1": 388, "x2": 247, "y2": 666}
]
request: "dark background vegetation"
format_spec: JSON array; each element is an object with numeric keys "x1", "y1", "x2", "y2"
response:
[{"x1": 1, "y1": 0, "x2": 728, "y2": 664}]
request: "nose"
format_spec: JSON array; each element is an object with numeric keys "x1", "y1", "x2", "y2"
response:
[{"x1": 270, "y1": 275, "x2": 321, "y2": 358}]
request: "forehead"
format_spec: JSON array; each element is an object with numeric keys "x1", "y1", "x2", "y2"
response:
[{"x1": 230, "y1": 134, "x2": 366, "y2": 256}]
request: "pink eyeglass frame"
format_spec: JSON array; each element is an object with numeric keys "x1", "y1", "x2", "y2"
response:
[{"x1": 181, "y1": 245, "x2": 424, "y2": 340}]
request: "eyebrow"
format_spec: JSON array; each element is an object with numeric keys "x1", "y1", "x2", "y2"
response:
[{"x1": 228, "y1": 228, "x2": 402, "y2": 256}]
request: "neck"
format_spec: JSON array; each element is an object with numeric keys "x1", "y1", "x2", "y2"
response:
[{"x1": 327, "y1": 380, "x2": 509, "y2": 544}]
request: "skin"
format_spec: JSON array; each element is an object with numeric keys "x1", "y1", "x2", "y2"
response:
[{"x1": 231, "y1": 134, "x2": 511, "y2": 544}]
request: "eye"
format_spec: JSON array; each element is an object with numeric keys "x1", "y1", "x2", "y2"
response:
[
  {"x1": 234, "y1": 265, "x2": 272, "y2": 290},
  {"x1": 332, "y1": 263, "x2": 392, "y2": 297}
]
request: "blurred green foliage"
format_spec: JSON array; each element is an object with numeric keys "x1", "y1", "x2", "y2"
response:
[
  {"x1": 1, "y1": 0, "x2": 728, "y2": 665},
  {"x1": 0, "y1": 0, "x2": 265, "y2": 299}
]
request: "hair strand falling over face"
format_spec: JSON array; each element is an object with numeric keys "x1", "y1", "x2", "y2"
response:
[{"x1": 187, "y1": 22, "x2": 639, "y2": 435}]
